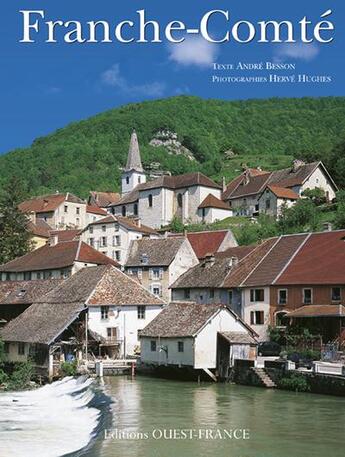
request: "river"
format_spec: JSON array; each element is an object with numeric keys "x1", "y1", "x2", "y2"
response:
[{"x1": 1, "y1": 376, "x2": 345, "y2": 457}]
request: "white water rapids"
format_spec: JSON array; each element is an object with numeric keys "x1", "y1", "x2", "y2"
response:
[{"x1": 0, "y1": 377, "x2": 101, "y2": 457}]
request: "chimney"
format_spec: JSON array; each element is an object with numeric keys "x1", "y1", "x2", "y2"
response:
[
  {"x1": 292, "y1": 159, "x2": 305, "y2": 173},
  {"x1": 29, "y1": 211, "x2": 36, "y2": 224},
  {"x1": 136, "y1": 218, "x2": 142, "y2": 228},
  {"x1": 49, "y1": 234, "x2": 59, "y2": 246},
  {"x1": 243, "y1": 169, "x2": 250, "y2": 186},
  {"x1": 228, "y1": 256, "x2": 239, "y2": 268},
  {"x1": 222, "y1": 177, "x2": 226, "y2": 193},
  {"x1": 204, "y1": 253, "x2": 215, "y2": 267},
  {"x1": 323, "y1": 222, "x2": 332, "y2": 232}
]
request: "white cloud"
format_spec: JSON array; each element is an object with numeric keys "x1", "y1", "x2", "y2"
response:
[
  {"x1": 274, "y1": 42, "x2": 319, "y2": 62},
  {"x1": 101, "y1": 64, "x2": 165, "y2": 97},
  {"x1": 168, "y1": 36, "x2": 218, "y2": 68}
]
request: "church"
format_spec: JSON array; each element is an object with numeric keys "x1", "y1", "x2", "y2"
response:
[{"x1": 109, "y1": 131, "x2": 233, "y2": 229}]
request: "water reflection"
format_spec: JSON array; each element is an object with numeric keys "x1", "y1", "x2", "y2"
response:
[{"x1": 97, "y1": 376, "x2": 345, "y2": 457}]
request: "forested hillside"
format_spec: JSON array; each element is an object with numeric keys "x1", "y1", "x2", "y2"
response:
[{"x1": 1, "y1": 95, "x2": 345, "y2": 198}]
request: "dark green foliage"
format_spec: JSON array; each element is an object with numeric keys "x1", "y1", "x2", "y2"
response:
[
  {"x1": 334, "y1": 190, "x2": 345, "y2": 229},
  {"x1": 0, "y1": 177, "x2": 32, "y2": 264},
  {"x1": 7, "y1": 361, "x2": 34, "y2": 391},
  {"x1": 234, "y1": 215, "x2": 278, "y2": 245},
  {"x1": 278, "y1": 373, "x2": 311, "y2": 392},
  {"x1": 278, "y1": 199, "x2": 320, "y2": 234},
  {"x1": 1, "y1": 96, "x2": 345, "y2": 198},
  {"x1": 61, "y1": 360, "x2": 78, "y2": 377},
  {"x1": 302, "y1": 187, "x2": 326, "y2": 205}
]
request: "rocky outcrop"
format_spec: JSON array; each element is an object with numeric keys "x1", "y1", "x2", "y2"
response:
[{"x1": 149, "y1": 130, "x2": 195, "y2": 161}]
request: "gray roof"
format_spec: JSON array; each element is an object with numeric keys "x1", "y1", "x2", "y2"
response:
[
  {"x1": 220, "y1": 331, "x2": 257, "y2": 345},
  {"x1": 0, "y1": 279, "x2": 63, "y2": 305},
  {"x1": 139, "y1": 302, "x2": 224, "y2": 337},
  {"x1": 0, "y1": 302, "x2": 85, "y2": 345},
  {"x1": 125, "y1": 130, "x2": 144, "y2": 172},
  {"x1": 126, "y1": 238, "x2": 186, "y2": 267}
]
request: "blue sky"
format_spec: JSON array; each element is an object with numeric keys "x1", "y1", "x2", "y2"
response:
[{"x1": 0, "y1": 0, "x2": 344, "y2": 154}]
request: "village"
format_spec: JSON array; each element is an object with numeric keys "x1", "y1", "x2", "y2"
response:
[{"x1": 1, "y1": 130, "x2": 344, "y2": 394}]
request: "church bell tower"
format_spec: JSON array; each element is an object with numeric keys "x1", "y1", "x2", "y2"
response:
[{"x1": 121, "y1": 130, "x2": 146, "y2": 195}]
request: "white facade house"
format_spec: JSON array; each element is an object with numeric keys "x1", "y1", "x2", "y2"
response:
[
  {"x1": 19, "y1": 193, "x2": 87, "y2": 230},
  {"x1": 224, "y1": 161, "x2": 338, "y2": 218},
  {"x1": 81, "y1": 215, "x2": 158, "y2": 265},
  {"x1": 86, "y1": 205, "x2": 108, "y2": 225},
  {"x1": 109, "y1": 131, "x2": 226, "y2": 229},
  {"x1": 140, "y1": 302, "x2": 257, "y2": 378}
]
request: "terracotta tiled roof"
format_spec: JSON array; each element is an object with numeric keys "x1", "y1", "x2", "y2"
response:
[
  {"x1": 266, "y1": 185, "x2": 299, "y2": 200},
  {"x1": 50, "y1": 229, "x2": 81, "y2": 242},
  {"x1": 222, "y1": 238, "x2": 278, "y2": 288},
  {"x1": 27, "y1": 219, "x2": 51, "y2": 238},
  {"x1": 139, "y1": 302, "x2": 224, "y2": 337},
  {"x1": 198, "y1": 194, "x2": 231, "y2": 210},
  {"x1": 86, "y1": 205, "x2": 108, "y2": 216},
  {"x1": 0, "y1": 240, "x2": 118, "y2": 273},
  {"x1": 268, "y1": 161, "x2": 321, "y2": 188},
  {"x1": 227, "y1": 173, "x2": 272, "y2": 199},
  {"x1": 287, "y1": 305, "x2": 345, "y2": 318},
  {"x1": 19, "y1": 193, "x2": 84, "y2": 213},
  {"x1": 86, "y1": 215, "x2": 157, "y2": 235},
  {"x1": 243, "y1": 234, "x2": 309, "y2": 287},
  {"x1": 275, "y1": 230, "x2": 345, "y2": 285},
  {"x1": 185, "y1": 230, "x2": 231, "y2": 259},
  {"x1": 216, "y1": 245, "x2": 257, "y2": 259},
  {"x1": 89, "y1": 192, "x2": 120, "y2": 208},
  {"x1": 87, "y1": 266, "x2": 165, "y2": 306},
  {"x1": 126, "y1": 238, "x2": 186, "y2": 267}
]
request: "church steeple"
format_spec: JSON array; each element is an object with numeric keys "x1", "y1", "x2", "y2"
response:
[
  {"x1": 125, "y1": 129, "x2": 143, "y2": 172},
  {"x1": 121, "y1": 130, "x2": 146, "y2": 195}
]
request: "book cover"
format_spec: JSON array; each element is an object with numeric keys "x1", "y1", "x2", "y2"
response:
[{"x1": 0, "y1": 1, "x2": 344, "y2": 457}]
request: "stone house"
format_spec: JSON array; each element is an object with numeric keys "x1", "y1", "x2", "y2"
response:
[
  {"x1": 223, "y1": 161, "x2": 337, "y2": 217},
  {"x1": 109, "y1": 131, "x2": 231, "y2": 228},
  {"x1": 140, "y1": 302, "x2": 257, "y2": 380},
  {"x1": 86, "y1": 205, "x2": 108, "y2": 225},
  {"x1": 125, "y1": 237, "x2": 199, "y2": 302},
  {"x1": 19, "y1": 192, "x2": 87, "y2": 230},
  {"x1": 88, "y1": 191, "x2": 120, "y2": 209},
  {"x1": 0, "y1": 239, "x2": 118, "y2": 281},
  {"x1": 258, "y1": 185, "x2": 299, "y2": 218},
  {"x1": 81, "y1": 215, "x2": 158, "y2": 265},
  {"x1": 0, "y1": 265, "x2": 165, "y2": 370}
]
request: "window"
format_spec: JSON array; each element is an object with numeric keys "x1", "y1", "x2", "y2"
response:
[
  {"x1": 332, "y1": 287, "x2": 341, "y2": 302},
  {"x1": 148, "y1": 194, "x2": 153, "y2": 207},
  {"x1": 228, "y1": 290, "x2": 233, "y2": 305},
  {"x1": 64, "y1": 205, "x2": 68, "y2": 213},
  {"x1": 177, "y1": 193, "x2": 183, "y2": 208},
  {"x1": 250, "y1": 311, "x2": 265, "y2": 325},
  {"x1": 76, "y1": 207, "x2": 80, "y2": 215},
  {"x1": 178, "y1": 341, "x2": 184, "y2": 352},
  {"x1": 184, "y1": 289, "x2": 191, "y2": 299},
  {"x1": 209, "y1": 289, "x2": 215, "y2": 299},
  {"x1": 113, "y1": 235, "x2": 121, "y2": 246},
  {"x1": 134, "y1": 203, "x2": 138, "y2": 216},
  {"x1": 278, "y1": 289, "x2": 287, "y2": 305},
  {"x1": 126, "y1": 176, "x2": 130, "y2": 185},
  {"x1": 122, "y1": 206, "x2": 126, "y2": 217},
  {"x1": 89, "y1": 237, "x2": 94, "y2": 247},
  {"x1": 265, "y1": 199, "x2": 271, "y2": 210},
  {"x1": 89, "y1": 226, "x2": 93, "y2": 234},
  {"x1": 4, "y1": 343, "x2": 9, "y2": 354},
  {"x1": 18, "y1": 342, "x2": 25, "y2": 355},
  {"x1": 150, "y1": 268, "x2": 161, "y2": 280},
  {"x1": 102, "y1": 225, "x2": 106, "y2": 232},
  {"x1": 36, "y1": 272, "x2": 41, "y2": 280},
  {"x1": 114, "y1": 251, "x2": 121, "y2": 262},
  {"x1": 138, "y1": 176, "x2": 141, "y2": 184},
  {"x1": 150, "y1": 340, "x2": 157, "y2": 352},
  {"x1": 76, "y1": 218, "x2": 80, "y2": 227},
  {"x1": 276, "y1": 311, "x2": 288, "y2": 327},
  {"x1": 303, "y1": 288, "x2": 313, "y2": 305},
  {"x1": 101, "y1": 306, "x2": 109, "y2": 320},
  {"x1": 24, "y1": 272, "x2": 32, "y2": 280},
  {"x1": 250, "y1": 289, "x2": 264, "y2": 302},
  {"x1": 137, "y1": 305, "x2": 146, "y2": 319},
  {"x1": 101, "y1": 236, "x2": 107, "y2": 247},
  {"x1": 152, "y1": 285, "x2": 162, "y2": 297}
]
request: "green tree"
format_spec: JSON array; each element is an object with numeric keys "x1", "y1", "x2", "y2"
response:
[
  {"x1": 0, "y1": 177, "x2": 32, "y2": 264},
  {"x1": 278, "y1": 199, "x2": 320, "y2": 234},
  {"x1": 334, "y1": 190, "x2": 345, "y2": 229}
]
